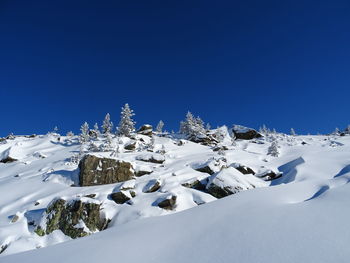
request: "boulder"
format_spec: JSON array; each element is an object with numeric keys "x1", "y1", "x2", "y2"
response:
[
  {"x1": 79, "y1": 154, "x2": 134, "y2": 186},
  {"x1": 0, "y1": 156, "x2": 17, "y2": 163},
  {"x1": 232, "y1": 125, "x2": 262, "y2": 140},
  {"x1": 158, "y1": 196, "x2": 177, "y2": 210},
  {"x1": 257, "y1": 170, "x2": 282, "y2": 181},
  {"x1": 143, "y1": 179, "x2": 161, "y2": 193},
  {"x1": 124, "y1": 141, "x2": 137, "y2": 151},
  {"x1": 181, "y1": 179, "x2": 207, "y2": 191},
  {"x1": 231, "y1": 163, "x2": 255, "y2": 175},
  {"x1": 35, "y1": 198, "x2": 109, "y2": 239},
  {"x1": 110, "y1": 191, "x2": 131, "y2": 204},
  {"x1": 194, "y1": 157, "x2": 227, "y2": 175},
  {"x1": 136, "y1": 153, "x2": 165, "y2": 164},
  {"x1": 137, "y1": 124, "x2": 153, "y2": 136},
  {"x1": 206, "y1": 167, "x2": 267, "y2": 198}
]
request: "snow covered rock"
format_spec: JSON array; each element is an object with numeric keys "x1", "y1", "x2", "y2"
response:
[
  {"x1": 143, "y1": 179, "x2": 161, "y2": 193},
  {"x1": 136, "y1": 153, "x2": 165, "y2": 164},
  {"x1": 206, "y1": 167, "x2": 267, "y2": 198},
  {"x1": 110, "y1": 191, "x2": 133, "y2": 204},
  {"x1": 0, "y1": 147, "x2": 18, "y2": 163},
  {"x1": 181, "y1": 179, "x2": 207, "y2": 191},
  {"x1": 35, "y1": 198, "x2": 109, "y2": 239},
  {"x1": 79, "y1": 155, "x2": 134, "y2": 186},
  {"x1": 157, "y1": 195, "x2": 177, "y2": 210},
  {"x1": 194, "y1": 157, "x2": 227, "y2": 175},
  {"x1": 232, "y1": 125, "x2": 262, "y2": 140},
  {"x1": 257, "y1": 170, "x2": 282, "y2": 181},
  {"x1": 231, "y1": 163, "x2": 255, "y2": 175},
  {"x1": 137, "y1": 124, "x2": 153, "y2": 137}
]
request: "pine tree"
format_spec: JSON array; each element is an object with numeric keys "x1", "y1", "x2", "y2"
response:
[
  {"x1": 94, "y1": 123, "x2": 100, "y2": 135},
  {"x1": 79, "y1": 122, "x2": 90, "y2": 143},
  {"x1": 268, "y1": 139, "x2": 279, "y2": 157},
  {"x1": 179, "y1": 111, "x2": 206, "y2": 141},
  {"x1": 117, "y1": 103, "x2": 136, "y2": 137},
  {"x1": 102, "y1": 113, "x2": 113, "y2": 134},
  {"x1": 290, "y1": 128, "x2": 296, "y2": 136},
  {"x1": 156, "y1": 120, "x2": 164, "y2": 133},
  {"x1": 206, "y1": 123, "x2": 211, "y2": 131}
]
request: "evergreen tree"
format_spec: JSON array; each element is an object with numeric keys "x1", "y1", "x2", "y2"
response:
[
  {"x1": 93, "y1": 123, "x2": 100, "y2": 135},
  {"x1": 156, "y1": 120, "x2": 164, "y2": 133},
  {"x1": 179, "y1": 111, "x2": 206, "y2": 141},
  {"x1": 102, "y1": 113, "x2": 113, "y2": 134},
  {"x1": 268, "y1": 139, "x2": 279, "y2": 157},
  {"x1": 290, "y1": 128, "x2": 296, "y2": 136},
  {"x1": 117, "y1": 103, "x2": 136, "y2": 137},
  {"x1": 79, "y1": 122, "x2": 90, "y2": 143}
]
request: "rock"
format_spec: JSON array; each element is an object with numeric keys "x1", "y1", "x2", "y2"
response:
[
  {"x1": 143, "y1": 179, "x2": 161, "y2": 193},
  {"x1": 232, "y1": 125, "x2": 262, "y2": 140},
  {"x1": 110, "y1": 191, "x2": 131, "y2": 204},
  {"x1": 120, "y1": 179, "x2": 136, "y2": 190},
  {"x1": 213, "y1": 146, "x2": 229, "y2": 152},
  {"x1": 135, "y1": 170, "x2": 152, "y2": 177},
  {"x1": 194, "y1": 157, "x2": 227, "y2": 175},
  {"x1": 35, "y1": 198, "x2": 109, "y2": 239},
  {"x1": 124, "y1": 141, "x2": 137, "y2": 151},
  {"x1": 84, "y1": 194, "x2": 96, "y2": 198},
  {"x1": 231, "y1": 163, "x2": 255, "y2": 175},
  {"x1": 137, "y1": 124, "x2": 153, "y2": 136},
  {"x1": 88, "y1": 130, "x2": 98, "y2": 138},
  {"x1": 206, "y1": 167, "x2": 267, "y2": 198},
  {"x1": 158, "y1": 196, "x2": 177, "y2": 210},
  {"x1": 181, "y1": 179, "x2": 207, "y2": 191},
  {"x1": 136, "y1": 153, "x2": 165, "y2": 164},
  {"x1": 0, "y1": 156, "x2": 17, "y2": 163},
  {"x1": 11, "y1": 214, "x2": 19, "y2": 223},
  {"x1": 0, "y1": 244, "x2": 8, "y2": 254},
  {"x1": 79, "y1": 154, "x2": 134, "y2": 186},
  {"x1": 257, "y1": 170, "x2": 282, "y2": 181}
]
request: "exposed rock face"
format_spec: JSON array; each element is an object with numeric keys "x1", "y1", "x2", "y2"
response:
[
  {"x1": 137, "y1": 124, "x2": 153, "y2": 136},
  {"x1": 124, "y1": 141, "x2": 136, "y2": 151},
  {"x1": 181, "y1": 179, "x2": 207, "y2": 191},
  {"x1": 79, "y1": 155, "x2": 134, "y2": 186},
  {"x1": 136, "y1": 153, "x2": 165, "y2": 164},
  {"x1": 231, "y1": 163, "x2": 255, "y2": 175},
  {"x1": 0, "y1": 156, "x2": 17, "y2": 163},
  {"x1": 232, "y1": 125, "x2": 262, "y2": 140},
  {"x1": 35, "y1": 198, "x2": 108, "y2": 239},
  {"x1": 257, "y1": 170, "x2": 282, "y2": 181},
  {"x1": 143, "y1": 179, "x2": 161, "y2": 193},
  {"x1": 158, "y1": 196, "x2": 177, "y2": 210},
  {"x1": 194, "y1": 158, "x2": 227, "y2": 175},
  {"x1": 206, "y1": 167, "x2": 267, "y2": 198},
  {"x1": 110, "y1": 191, "x2": 131, "y2": 204}
]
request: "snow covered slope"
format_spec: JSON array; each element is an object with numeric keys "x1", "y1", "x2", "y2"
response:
[{"x1": 1, "y1": 130, "x2": 350, "y2": 262}]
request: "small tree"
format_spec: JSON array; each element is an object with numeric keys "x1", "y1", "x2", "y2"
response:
[
  {"x1": 290, "y1": 128, "x2": 296, "y2": 136},
  {"x1": 93, "y1": 123, "x2": 100, "y2": 135},
  {"x1": 79, "y1": 122, "x2": 90, "y2": 143},
  {"x1": 117, "y1": 103, "x2": 136, "y2": 137},
  {"x1": 156, "y1": 120, "x2": 164, "y2": 133},
  {"x1": 180, "y1": 111, "x2": 206, "y2": 141},
  {"x1": 206, "y1": 123, "x2": 211, "y2": 131},
  {"x1": 102, "y1": 113, "x2": 113, "y2": 134},
  {"x1": 268, "y1": 140, "x2": 279, "y2": 157}
]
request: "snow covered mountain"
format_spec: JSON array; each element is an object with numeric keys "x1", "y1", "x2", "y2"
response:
[{"x1": 1, "y1": 124, "x2": 350, "y2": 263}]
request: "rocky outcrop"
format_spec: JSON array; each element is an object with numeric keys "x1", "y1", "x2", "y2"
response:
[
  {"x1": 232, "y1": 125, "x2": 262, "y2": 140},
  {"x1": 137, "y1": 124, "x2": 153, "y2": 137},
  {"x1": 124, "y1": 141, "x2": 137, "y2": 151},
  {"x1": 206, "y1": 167, "x2": 267, "y2": 198},
  {"x1": 79, "y1": 155, "x2": 134, "y2": 186},
  {"x1": 158, "y1": 196, "x2": 177, "y2": 210},
  {"x1": 0, "y1": 156, "x2": 17, "y2": 163},
  {"x1": 181, "y1": 179, "x2": 207, "y2": 191},
  {"x1": 35, "y1": 198, "x2": 108, "y2": 239}
]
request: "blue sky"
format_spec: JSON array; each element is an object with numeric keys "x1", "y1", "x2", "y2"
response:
[{"x1": 1, "y1": 0, "x2": 350, "y2": 136}]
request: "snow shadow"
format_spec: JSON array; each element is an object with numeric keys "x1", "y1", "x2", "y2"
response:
[
  {"x1": 334, "y1": 164, "x2": 350, "y2": 178},
  {"x1": 304, "y1": 185, "x2": 330, "y2": 202},
  {"x1": 42, "y1": 169, "x2": 79, "y2": 186},
  {"x1": 271, "y1": 157, "x2": 305, "y2": 186}
]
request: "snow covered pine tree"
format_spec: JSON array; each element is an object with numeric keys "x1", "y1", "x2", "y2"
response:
[{"x1": 117, "y1": 103, "x2": 136, "y2": 137}]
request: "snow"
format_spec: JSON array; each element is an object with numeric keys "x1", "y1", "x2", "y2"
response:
[{"x1": 1, "y1": 131, "x2": 350, "y2": 262}]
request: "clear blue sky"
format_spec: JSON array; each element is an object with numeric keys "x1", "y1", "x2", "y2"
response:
[{"x1": 1, "y1": 0, "x2": 350, "y2": 136}]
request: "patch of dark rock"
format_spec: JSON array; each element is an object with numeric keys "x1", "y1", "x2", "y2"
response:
[
  {"x1": 35, "y1": 198, "x2": 109, "y2": 239},
  {"x1": 0, "y1": 157, "x2": 17, "y2": 163},
  {"x1": 110, "y1": 191, "x2": 131, "y2": 204},
  {"x1": 181, "y1": 179, "x2": 207, "y2": 191},
  {"x1": 137, "y1": 124, "x2": 153, "y2": 136},
  {"x1": 79, "y1": 154, "x2": 134, "y2": 186},
  {"x1": 143, "y1": 179, "x2": 161, "y2": 193},
  {"x1": 232, "y1": 125, "x2": 262, "y2": 140},
  {"x1": 258, "y1": 171, "x2": 282, "y2": 181},
  {"x1": 124, "y1": 142, "x2": 136, "y2": 151},
  {"x1": 84, "y1": 194, "x2": 96, "y2": 198},
  {"x1": 213, "y1": 146, "x2": 229, "y2": 152},
  {"x1": 158, "y1": 196, "x2": 177, "y2": 210}
]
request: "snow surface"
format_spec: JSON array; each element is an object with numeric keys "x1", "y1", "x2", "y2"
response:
[{"x1": 1, "y1": 131, "x2": 350, "y2": 262}]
